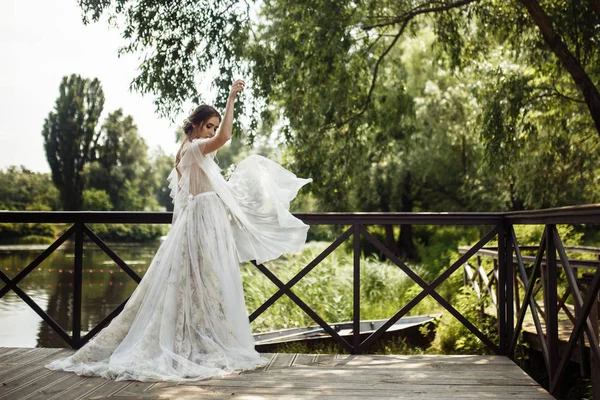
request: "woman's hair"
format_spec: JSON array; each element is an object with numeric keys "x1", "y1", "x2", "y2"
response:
[
  {"x1": 182, "y1": 105, "x2": 221, "y2": 136},
  {"x1": 176, "y1": 105, "x2": 221, "y2": 170}
]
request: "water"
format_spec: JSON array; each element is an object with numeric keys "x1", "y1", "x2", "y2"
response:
[{"x1": 0, "y1": 241, "x2": 160, "y2": 348}]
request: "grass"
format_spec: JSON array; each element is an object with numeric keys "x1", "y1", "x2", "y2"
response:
[{"x1": 241, "y1": 238, "x2": 496, "y2": 356}]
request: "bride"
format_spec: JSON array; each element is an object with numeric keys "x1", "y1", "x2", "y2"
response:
[{"x1": 46, "y1": 79, "x2": 312, "y2": 382}]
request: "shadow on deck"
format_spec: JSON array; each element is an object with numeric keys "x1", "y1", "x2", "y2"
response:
[{"x1": 0, "y1": 347, "x2": 553, "y2": 399}]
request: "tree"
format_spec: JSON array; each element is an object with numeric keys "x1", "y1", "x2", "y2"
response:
[
  {"x1": 0, "y1": 166, "x2": 60, "y2": 240},
  {"x1": 77, "y1": 0, "x2": 600, "y2": 257},
  {"x1": 77, "y1": 0, "x2": 599, "y2": 137},
  {"x1": 42, "y1": 74, "x2": 104, "y2": 210},
  {"x1": 84, "y1": 109, "x2": 156, "y2": 210},
  {"x1": 77, "y1": 0, "x2": 252, "y2": 118},
  {"x1": 149, "y1": 147, "x2": 176, "y2": 211},
  {"x1": 0, "y1": 166, "x2": 59, "y2": 211}
]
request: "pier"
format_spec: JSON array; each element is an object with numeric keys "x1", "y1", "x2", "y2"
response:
[
  {"x1": 0, "y1": 347, "x2": 552, "y2": 399},
  {"x1": 1, "y1": 206, "x2": 600, "y2": 397}
]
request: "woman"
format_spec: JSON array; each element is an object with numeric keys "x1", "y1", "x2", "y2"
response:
[{"x1": 46, "y1": 79, "x2": 312, "y2": 382}]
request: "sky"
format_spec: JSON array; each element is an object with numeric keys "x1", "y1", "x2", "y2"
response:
[{"x1": 0, "y1": 1, "x2": 193, "y2": 173}]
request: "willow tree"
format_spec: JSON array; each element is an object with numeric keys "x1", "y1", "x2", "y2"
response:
[
  {"x1": 76, "y1": 0, "x2": 599, "y2": 135},
  {"x1": 76, "y1": 0, "x2": 600, "y2": 254},
  {"x1": 42, "y1": 74, "x2": 104, "y2": 210}
]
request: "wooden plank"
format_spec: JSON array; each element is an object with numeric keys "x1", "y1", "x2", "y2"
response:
[
  {"x1": 31, "y1": 349, "x2": 75, "y2": 366},
  {"x1": 83, "y1": 380, "x2": 131, "y2": 399},
  {"x1": 329, "y1": 354, "x2": 515, "y2": 364},
  {"x1": 264, "y1": 353, "x2": 296, "y2": 370},
  {"x1": 24, "y1": 373, "x2": 86, "y2": 400},
  {"x1": 0, "y1": 364, "x2": 45, "y2": 384},
  {"x1": 12, "y1": 348, "x2": 64, "y2": 365},
  {"x1": 211, "y1": 375, "x2": 538, "y2": 387},
  {"x1": 0, "y1": 350, "x2": 553, "y2": 399},
  {"x1": 0, "y1": 348, "x2": 37, "y2": 364},
  {"x1": 311, "y1": 354, "x2": 337, "y2": 367},
  {"x1": 0, "y1": 348, "x2": 16, "y2": 357},
  {"x1": 228, "y1": 365, "x2": 534, "y2": 377},
  {"x1": 198, "y1": 374, "x2": 540, "y2": 387},
  {"x1": 1, "y1": 370, "x2": 71, "y2": 400},
  {"x1": 152, "y1": 384, "x2": 553, "y2": 399},
  {"x1": 0, "y1": 366, "x2": 54, "y2": 397},
  {"x1": 0, "y1": 364, "x2": 26, "y2": 381},
  {"x1": 47, "y1": 376, "x2": 111, "y2": 400},
  {"x1": 291, "y1": 353, "x2": 316, "y2": 366},
  {"x1": 111, "y1": 381, "x2": 157, "y2": 397}
]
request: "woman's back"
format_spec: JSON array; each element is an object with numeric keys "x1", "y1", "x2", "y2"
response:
[{"x1": 176, "y1": 140, "x2": 215, "y2": 196}]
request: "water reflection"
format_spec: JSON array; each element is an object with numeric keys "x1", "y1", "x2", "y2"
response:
[{"x1": 0, "y1": 242, "x2": 159, "y2": 348}]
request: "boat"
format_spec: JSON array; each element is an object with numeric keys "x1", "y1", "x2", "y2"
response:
[{"x1": 253, "y1": 314, "x2": 439, "y2": 352}]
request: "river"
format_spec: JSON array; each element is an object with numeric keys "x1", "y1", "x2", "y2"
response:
[{"x1": 0, "y1": 241, "x2": 160, "y2": 348}]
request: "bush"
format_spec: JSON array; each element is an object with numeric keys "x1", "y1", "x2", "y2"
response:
[{"x1": 427, "y1": 285, "x2": 498, "y2": 355}]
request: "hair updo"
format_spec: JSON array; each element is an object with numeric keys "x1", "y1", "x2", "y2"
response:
[
  {"x1": 176, "y1": 105, "x2": 222, "y2": 171},
  {"x1": 183, "y1": 105, "x2": 221, "y2": 137}
]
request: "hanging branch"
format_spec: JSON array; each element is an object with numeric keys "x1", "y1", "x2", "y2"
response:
[{"x1": 330, "y1": 0, "x2": 481, "y2": 130}]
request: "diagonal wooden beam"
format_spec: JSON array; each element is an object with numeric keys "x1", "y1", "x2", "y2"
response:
[
  {"x1": 359, "y1": 226, "x2": 499, "y2": 353},
  {"x1": 0, "y1": 225, "x2": 76, "y2": 299},
  {"x1": 552, "y1": 227, "x2": 600, "y2": 364},
  {"x1": 251, "y1": 261, "x2": 353, "y2": 353},
  {"x1": 0, "y1": 270, "x2": 73, "y2": 347},
  {"x1": 81, "y1": 296, "x2": 131, "y2": 344},
  {"x1": 249, "y1": 226, "x2": 353, "y2": 322},
  {"x1": 510, "y1": 227, "x2": 550, "y2": 373},
  {"x1": 83, "y1": 224, "x2": 141, "y2": 283},
  {"x1": 551, "y1": 260, "x2": 600, "y2": 392}
]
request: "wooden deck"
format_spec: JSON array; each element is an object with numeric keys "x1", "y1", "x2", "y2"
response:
[{"x1": 0, "y1": 347, "x2": 553, "y2": 399}]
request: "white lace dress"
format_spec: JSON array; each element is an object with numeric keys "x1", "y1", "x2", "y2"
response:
[{"x1": 45, "y1": 138, "x2": 312, "y2": 382}]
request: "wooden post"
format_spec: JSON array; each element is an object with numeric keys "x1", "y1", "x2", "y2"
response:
[
  {"x1": 576, "y1": 267, "x2": 588, "y2": 378},
  {"x1": 73, "y1": 221, "x2": 84, "y2": 349},
  {"x1": 590, "y1": 277, "x2": 599, "y2": 400},
  {"x1": 545, "y1": 224, "x2": 559, "y2": 383},
  {"x1": 352, "y1": 223, "x2": 361, "y2": 354},
  {"x1": 498, "y1": 224, "x2": 507, "y2": 355},
  {"x1": 514, "y1": 264, "x2": 521, "y2": 316},
  {"x1": 505, "y1": 222, "x2": 514, "y2": 354}
]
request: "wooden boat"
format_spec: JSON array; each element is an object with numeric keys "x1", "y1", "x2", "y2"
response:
[{"x1": 253, "y1": 314, "x2": 439, "y2": 352}]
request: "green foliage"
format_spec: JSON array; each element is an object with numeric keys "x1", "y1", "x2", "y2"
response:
[
  {"x1": 243, "y1": 241, "x2": 435, "y2": 332},
  {"x1": 42, "y1": 74, "x2": 105, "y2": 210},
  {"x1": 0, "y1": 166, "x2": 59, "y2": 211},
  {"x1": 82, "y1": 189, "x2": 113, "y2": 211},
  {"x1": 0, "y1": 166, "x2": 59, "y2": 239},
  {"x1": 150, "y1": 148, "x2": 177, "y2": 211},
  {"x1": 78, "y1": 0, "x2": 256, "y2": 120},
  {"x1": 87, "y1": 223, "x2": 167, "y2": 243},
  {"x1": 84, "y1": 109, "x2": 160, "y2": 211},
  {"x1": 513, "y1": 224, "x2": 583, "y2": 247},
  {"x1": 414, "y1": 225, "x2": 483, "y2": 277},
  {"x1": 78, "y1": 0, "x2": 600, "y2": 258},
  {"x1": 428, "y1": 286, "x2": 498, "y2": 355},
  {"x1": 0, "y1": 221, "x2": 55, "y2": 241}
]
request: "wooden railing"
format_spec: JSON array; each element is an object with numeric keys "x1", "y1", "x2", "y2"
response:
[
  {"x1": 460, "y1": 241, "x2": 600, "y2": 395},
  {"x1": 1, "y1": 205, "x2": 600, "y2": 395}
]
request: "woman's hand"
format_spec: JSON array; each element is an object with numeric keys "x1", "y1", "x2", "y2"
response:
[{"x1": 229, "y1": 79, "x2": 245, "y2": 99}]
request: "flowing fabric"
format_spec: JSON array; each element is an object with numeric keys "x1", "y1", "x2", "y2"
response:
[{"x1": 46, "y1": 138, "x2": 312, "y2": 381}]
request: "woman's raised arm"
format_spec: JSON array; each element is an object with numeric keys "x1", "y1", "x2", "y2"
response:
[{"x1": 200, "y1": 79, "x2": 245, "y2": 155}]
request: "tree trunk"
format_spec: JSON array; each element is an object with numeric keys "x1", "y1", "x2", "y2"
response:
[
  {"x1": 518, "y1": 0, "x2": 600, "y2": 135},
  {"x1": 384, "y1": 224, "x2": 398, "y2": 257},
  {"x1": 397, "y1": 172, "x2": 419, "y2": 261},
  {"x1": 589, "y1": 0, "x2": 600, "y2": 19}
]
